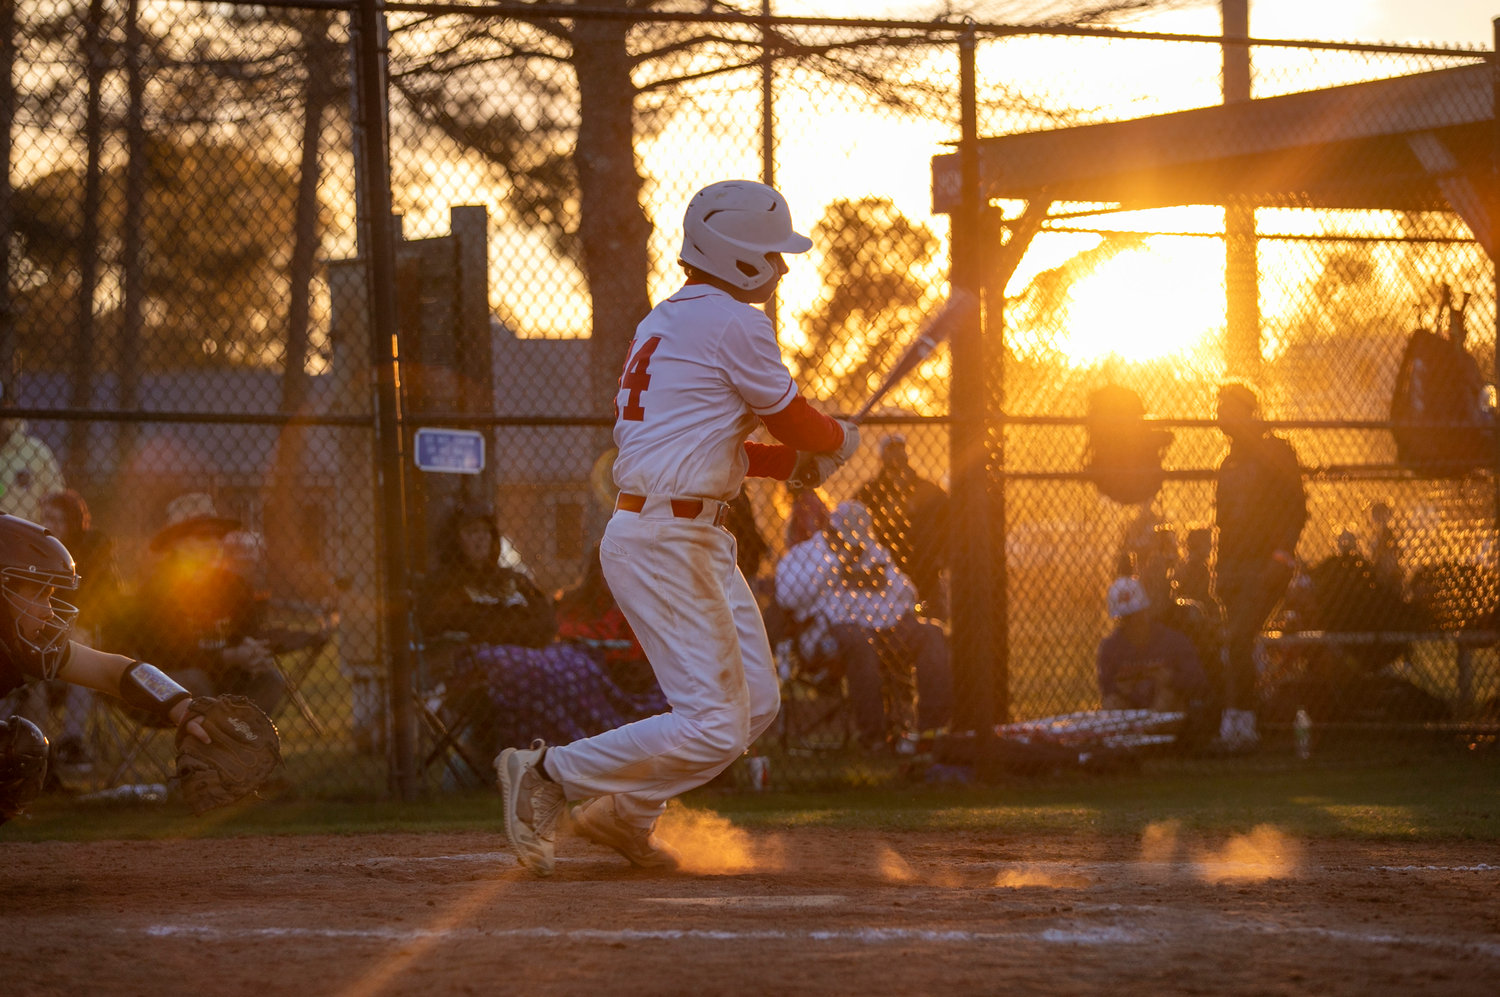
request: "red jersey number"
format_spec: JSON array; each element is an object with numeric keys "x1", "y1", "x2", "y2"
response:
[{"x1": 618, "y1": 335, "x2": 662, "y2": 422}]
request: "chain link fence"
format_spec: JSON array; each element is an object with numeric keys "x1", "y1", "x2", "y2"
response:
[{"x1": 2, "y1": 1, "x2": 1495, "y2": 799}]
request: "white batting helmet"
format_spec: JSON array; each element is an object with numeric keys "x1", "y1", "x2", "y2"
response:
[{"x1": 678, "y1": 180, "x2": 813, "y2": 290}]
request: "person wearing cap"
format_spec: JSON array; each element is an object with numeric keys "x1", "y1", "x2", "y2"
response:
[
  {"x1": 121, "y1": 493, "x2": 285, "y2": 717},
  {"x1": 854, "y1": 433, "x2": 950, "y2": 619},
  {"x1": 774, "y1": 500, "x2": 953, "y2": 752},
  {"x1": 1096, "y1": 576, "x2": 1208, "y2": 713}
]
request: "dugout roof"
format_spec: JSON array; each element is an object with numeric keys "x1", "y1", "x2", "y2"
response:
[{"x1": 931, "y1": 62, "x2": 1495, "y2": 256}]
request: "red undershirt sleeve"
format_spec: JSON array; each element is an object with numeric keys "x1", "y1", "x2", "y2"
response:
[
  {"x1": 744, "y1": 442, "x2": 798, "y2": 479},
  {"x1": 760, "y1": 395, "x2": 844, "y2": 452}
]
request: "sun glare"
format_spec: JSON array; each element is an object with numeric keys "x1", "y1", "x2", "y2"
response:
[{"x1": 1057, "y1": 238, "x2": 1226, "y2": 367}]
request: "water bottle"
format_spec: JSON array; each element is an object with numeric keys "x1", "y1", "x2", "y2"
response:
[{"x1": 1294, "y1": 707, "x2": 1312, "y2": 761}]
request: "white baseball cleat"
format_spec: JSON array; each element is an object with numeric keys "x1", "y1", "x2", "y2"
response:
[
  {"x1": 496, "y1": 739, "x2": 567, "y2": 876},
  {"x1": 571, "y1": 795, "x2": 680, "y2": 870}
]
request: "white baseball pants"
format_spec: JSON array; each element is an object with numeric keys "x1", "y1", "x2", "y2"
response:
[{"x1": 543, "y1": 505, "x2": 780, "y2": 828}]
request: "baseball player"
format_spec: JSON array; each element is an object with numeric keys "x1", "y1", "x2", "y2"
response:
[
  {"x1": 0, "y1": 514, "x2": 212, "y2": 824},
  {"x1": 498, "y1": 179, "x2": 858, "y2": 874}
]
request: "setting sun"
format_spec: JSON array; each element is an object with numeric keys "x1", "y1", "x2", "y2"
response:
[{"x1": 1056, "y1": 236, "x2": 1227, "y2": 367}]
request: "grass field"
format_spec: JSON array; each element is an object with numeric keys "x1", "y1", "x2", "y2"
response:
[{"x1": 9, "y1": 738, "x2": 1496, "y2": 844}]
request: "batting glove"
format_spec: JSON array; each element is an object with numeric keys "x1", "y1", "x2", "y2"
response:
[
  {"x1": 831, "y1": 419, "x2": 860, "y2": 464},
  {"x1": 789, "y1": 451, "x2": 839, "y2": 490}
]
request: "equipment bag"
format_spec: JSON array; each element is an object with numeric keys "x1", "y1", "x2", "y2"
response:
[
  {"x1": 1390, "y1": 285, "x2": 1493, "y2": 475},
  {"x1": 1083, "y1": 383, "x2": 1175, "y2": 504}
]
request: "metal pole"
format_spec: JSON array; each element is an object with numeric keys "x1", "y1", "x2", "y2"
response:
[
  {"x1": 761, "y1": 0, "x2": 781, "y2": 336},
  {"x1": 1222, "y1": 0, "x2": 1259, "y2": 379},
  {"x1": 353, "y1": 0, "x2": 417, "y2": 799},
  {"x1": 1492, "y1": 19, "x2": 1499, "y2": 528},
  {"x1": 948, "y1": 21, "x2": 998, "y2": 738}
]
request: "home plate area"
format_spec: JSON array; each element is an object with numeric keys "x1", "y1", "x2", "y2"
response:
[{"x1": 5, "y1": 828, "x2": 1498, "y2": 996}]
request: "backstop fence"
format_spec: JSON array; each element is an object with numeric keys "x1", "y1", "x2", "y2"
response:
[{"x1": 2, "y1": 1, "x2": 1496, "y2": 798}]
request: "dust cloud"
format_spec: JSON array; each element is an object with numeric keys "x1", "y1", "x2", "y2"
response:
[
  {"x1": 1139, "y1": 821, "x2": 1303, "y2": 882},
  {"x1": 655, "y1": 804, "x2": 787, "y2": 874},
  {"x1": 1191, "y1": 824, "x2": 1303, "y2": 882}
]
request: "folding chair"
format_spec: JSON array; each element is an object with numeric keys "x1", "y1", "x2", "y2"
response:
[
  {"x1": 258, "y1": 599, "x2": 336, "y2": 736},
  {"x1": 775, "y1": 632, "x2": 854, "y2": 753},
  {"x1": 412, "y1": 633, "x2": 493, "y2": 787},
  {"x1": 86, "y1": 694, "x2": 179, "y2": 790}
]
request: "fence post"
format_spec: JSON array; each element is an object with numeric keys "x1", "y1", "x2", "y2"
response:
[
  {"x1": 353, "y1": 0, "x2": 417, "y2": 800},
  {"x1": 948, "y1": 21, "x2": 1000, "y2": 739},
  {"x1": 1492, "y1": 18, "x2": 1500, "y2": 525}
]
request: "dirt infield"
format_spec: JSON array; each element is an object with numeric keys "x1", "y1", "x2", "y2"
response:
[{"x1": 5, "y1": 811, "x2": 1499, "y2": 996}]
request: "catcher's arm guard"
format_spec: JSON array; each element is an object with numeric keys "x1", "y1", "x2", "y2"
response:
[
  {"x1": 0, "y1": 716, "x2": 50, "y2": 824},
  {"x1": 175, "y1": 695, "x2": 282, "y2": 815}
]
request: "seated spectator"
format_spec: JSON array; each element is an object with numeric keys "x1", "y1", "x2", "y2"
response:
[
  {"x1": 555, "y1": 542, "x2": 662, "y2": 705},
  {"x1": 417, "y1": 502, "x2": 555, "y2": 656},
  {"x1": 1096, "y1": 576, "x2": 1209, "y2": 713},
  {"x1": 723, "y1": 487, "x2": 770, "y2": 590},
  {"x1": 123, "y1": 493, "x2": 285, "y2": 717},
  {"x1": 774, "y1": 500, "x2": 953, "y2": 752},
  {"x1": 437, "y1": 542, "x2": 666, "y2": 777},
  {"x1": 784, "y1": 479, "x2": 831, "y2": 549},
  {"x1": 1172, "y1": 526, "x2": 1216, "y2": 611}
]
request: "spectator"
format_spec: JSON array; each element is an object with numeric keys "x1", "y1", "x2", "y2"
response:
[
  {"x1": 723, "y1": 487, "x2": 770, "y2": 588},
  {"x1": 123, "y1": 493, "x2": 285, "y2": 717},
  {"x1": 439, "y1": 544, "x2": 666, "y2": 783},
  {"x1": 555, "y1": 543, "x2": 663, "y2": 706},
  {"x1": 0, "y1": 385, "x2": 65, "y2": 526},
  {"x1": 1173, "y1": 526, "x2": 1215, "y2": 611},
  {"x1": 855, "y1": 433, "x2": 950, "y2": 619},
  {"x1": 1096, "y1": 576, "x2": 1209, "y2": 713},
  {"x1": 784, "y1": 479, "x2": 831, "y2": 549},
  {"x1": 1213, "y1": 383, "x2": 1307, "y2": 750},
  {"x1": 1366, "y1": 500, "x2": 1403, "y2": 592},
  {"x1": 417, "y1": 502, "x2": 556, "y2": 653},
  {"x1": 775, "y1": 500, "x2": 953, "y2": 752},
  {"x1": 41, "y1": 490, "x2": 124, "y2": 644}
]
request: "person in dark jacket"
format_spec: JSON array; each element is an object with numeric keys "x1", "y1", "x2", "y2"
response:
[
  {"x1": 418, "y1": 503, "x2": 556, "y2": 652},
  {"x1": 1213, "y1": 383, "x2": 1307, "y2": 750}
]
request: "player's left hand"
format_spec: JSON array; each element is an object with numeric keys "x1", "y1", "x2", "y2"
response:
[
  {"x1": 789, "y1": 451, "x2": 839, "y2": 489},
  {"x1": 175, "y1": 695, "x2": 282, "y2": 814}
]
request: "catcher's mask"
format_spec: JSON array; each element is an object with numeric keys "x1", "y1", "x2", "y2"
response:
[
  {"x1": 0, "y1": 514, "x2": 80, "y2": 678},
  {"x1": 678, "y1": 180, "x2": 812, "y2": 291}
]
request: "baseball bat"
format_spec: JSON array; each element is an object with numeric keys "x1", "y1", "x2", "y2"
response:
[{"x1": 851, "y1": 288, "x2": 979, "y2": 423}]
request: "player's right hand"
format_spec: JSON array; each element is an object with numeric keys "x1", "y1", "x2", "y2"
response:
[
  {"x1": 789, "y1": 451, "x2": 839, "y2": 490},
  {"x1": 831, "y1": 419, "x2": 860, "y2": 464}
]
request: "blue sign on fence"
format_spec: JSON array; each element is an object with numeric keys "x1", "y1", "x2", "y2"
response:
[{"x1": 413, "y1": 428, "x2": 485, "y2": 475}]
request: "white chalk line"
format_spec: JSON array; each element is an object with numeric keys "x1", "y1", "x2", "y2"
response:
[
  {"x1": 1374, "y1": 864, "x2": 1499, "y2": 873},
  {"x1": 141, "y1": 923, "x2": 1138, "y2": 946},
  {"x1": 138, "y1": 919, "x2": 1500, "y2": 957}
]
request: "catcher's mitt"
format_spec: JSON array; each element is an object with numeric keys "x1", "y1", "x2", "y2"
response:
[{"x1": 176, "y1": 696, "x2": 282, "y2": 814}]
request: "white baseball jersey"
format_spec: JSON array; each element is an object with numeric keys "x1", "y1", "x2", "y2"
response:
[
  {"x1": 543, "y1": 282, "x2": 790, "y2": 830},
  {"x1": 611, "y1": 285, "x2": 797, "y2": 501}
]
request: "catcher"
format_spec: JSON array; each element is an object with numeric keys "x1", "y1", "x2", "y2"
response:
[{"x1": 0, "y1": 514, "x2": 279, "y2": 823}]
